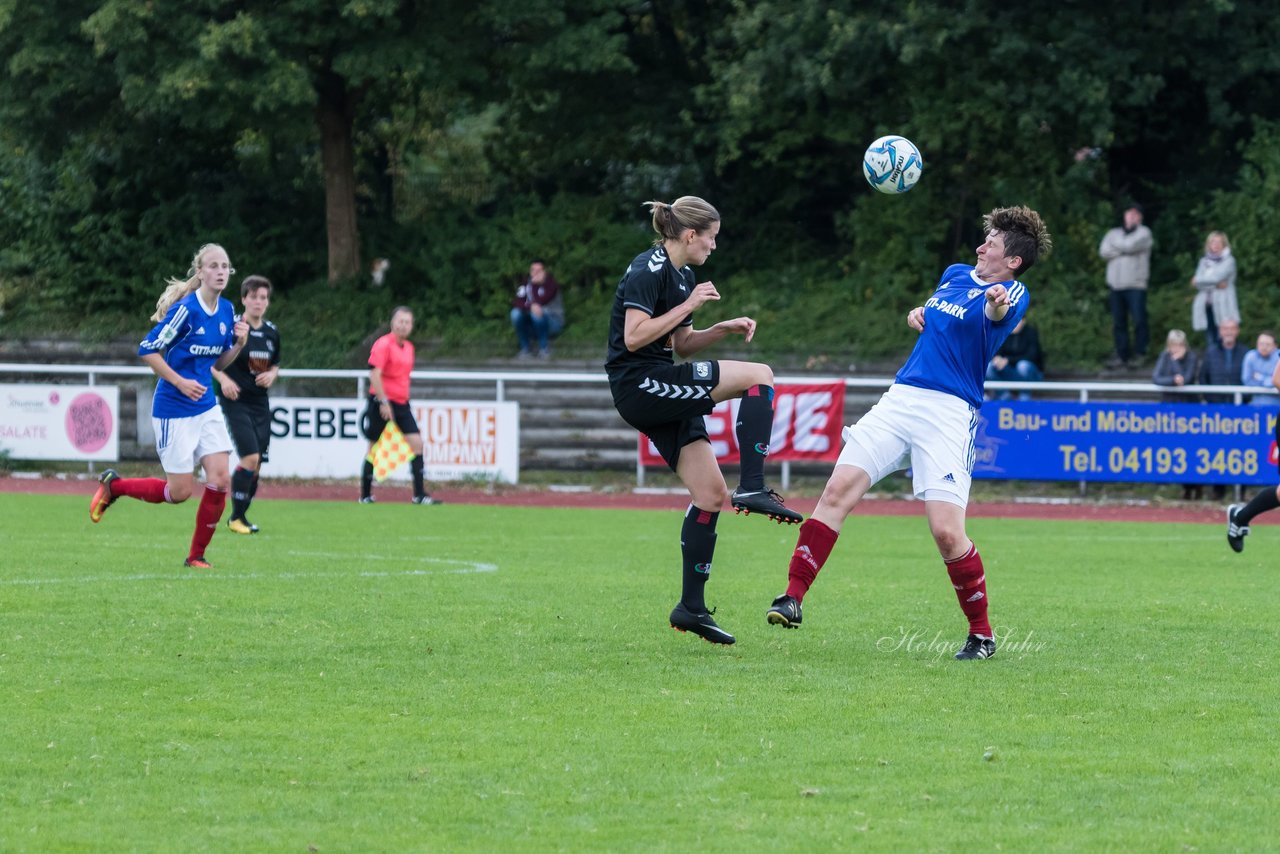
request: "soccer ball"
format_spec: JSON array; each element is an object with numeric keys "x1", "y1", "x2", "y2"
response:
[{"x1": 862, "y1": 135, "x2": 923, "y2": 194}]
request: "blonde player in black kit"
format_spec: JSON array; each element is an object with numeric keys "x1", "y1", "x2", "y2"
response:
[
  {"x1": 212, "y1": 275, "x2": 281, "y2": 534},
  {"x1": 605, "y1": 196, "x2": 802, "y2": 645}
]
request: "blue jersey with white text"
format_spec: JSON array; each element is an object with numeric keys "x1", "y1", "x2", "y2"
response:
[
  {"x1": 895, "y1": 264, "x2": 1029, "y2": 408},
  {"x1": 138, "y1": 291, "x2": 238, "y2": 418}
]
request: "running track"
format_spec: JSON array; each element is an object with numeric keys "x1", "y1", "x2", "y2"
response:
[{"x1": 2, "y1": 475, "x2": 1252, "y2": 525}]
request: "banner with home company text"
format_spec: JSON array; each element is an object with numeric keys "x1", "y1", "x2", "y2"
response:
[
  {"x1": 638, "y1": 381, "x2": 846, "y2": 466},
  {"x1": 248, "y1": 397, "x2": 519, "y2": 482}
]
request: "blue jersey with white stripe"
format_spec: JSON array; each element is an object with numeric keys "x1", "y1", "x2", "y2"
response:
[
  {"x1": 138, "y1": 291, "x2": 238, "y2": 418},
  {"x1": 895, "y1": 264, "x2": 1029, "y2": 408}
]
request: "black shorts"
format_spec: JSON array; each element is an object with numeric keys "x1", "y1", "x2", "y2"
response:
[
  {"x1": 609, "y1": 360, "x2": 720, "y2": 471},
  {"x1": 221, "y1": 396, "x2": 273, "y2": 462},
  {"x1": 361, "y1": 396, "x2": 420, "y2": 442}
]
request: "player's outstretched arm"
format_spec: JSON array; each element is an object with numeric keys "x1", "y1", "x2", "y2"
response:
[{"x1": 676, "y1": 316, "x2": 756, "y2": 357}]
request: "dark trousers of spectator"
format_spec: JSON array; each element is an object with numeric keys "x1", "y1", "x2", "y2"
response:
[
  {"x1": 1203, "y1": 303, "x2": 1220, "y2": 349},
  {"x1": 1109, "y1": 288, "x2": 1149, "y2": 362}
]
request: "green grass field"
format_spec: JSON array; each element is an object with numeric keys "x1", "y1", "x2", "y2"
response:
[{"x1": 2, "y1": 493, "x2": 1277, "y2": 851}]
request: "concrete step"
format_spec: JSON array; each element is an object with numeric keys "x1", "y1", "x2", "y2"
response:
[
  {"x1": 522, "y1": 426, "x2": 635, "y2": 449},
  {"x1": 523, "y1": 447, "x2": 637, "y2": 468}
]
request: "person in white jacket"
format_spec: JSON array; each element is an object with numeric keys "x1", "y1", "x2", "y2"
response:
[
  {"x1": 1190, "y1": 230, "x2": 1240, "y2": 349},
  {"x1": 1099, "y1": 204, "x2": 1153, "y2": 368}
]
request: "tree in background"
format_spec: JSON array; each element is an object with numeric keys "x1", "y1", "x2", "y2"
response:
[{"x1": 2, "y1": 0, "x2": 1279, "y2": 364}]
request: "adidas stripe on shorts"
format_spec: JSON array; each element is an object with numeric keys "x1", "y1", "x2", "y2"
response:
[
  {"x1": 836, "y1": 383, "x2": 978, "y2": 507},
  {"x1": 153, "y1": 407, "x2": 235, "y2": 474}
]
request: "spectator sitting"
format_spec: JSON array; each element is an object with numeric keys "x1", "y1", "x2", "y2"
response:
[
  {"x1": 1153, "y1": 329, "x2": 1203, "y2": 499},
  {"x1": 510, "y1": 259, "x2": 565, "y2": 359},
  {"x1": 1199, "y1": 318, "x2": 1246, "y2": 501},
  {"x1": 1241, "y1": 330, "x2": 1280, "y2": 407},
  {"x1": 1199, "y1": 318, "x2": 1244, "y2": 404},
  {"x1": 985, "y1": 317, "x2": 1044, "y2": 400}
]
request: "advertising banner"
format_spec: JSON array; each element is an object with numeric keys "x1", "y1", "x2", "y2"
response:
[
  {"x1": 0, "y1": 384, "x2": 119, "y2": 461},
  {"x1": 259, "y1": 397, "x2": 520, "y2": 482},
  {"x1": 973, "y1": 400, "x2": 1279, "y2": 485},
  {"x1": 639, "y1": 382, "x2": 845, "y2": 466}
]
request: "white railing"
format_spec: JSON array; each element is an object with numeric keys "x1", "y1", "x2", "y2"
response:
[
  {"x1": 3, "y1": 363, "x2": 1273, "y2": 489},
  {"x1": 3, "y1": 362, "x2": 1270, "y2": 402}
]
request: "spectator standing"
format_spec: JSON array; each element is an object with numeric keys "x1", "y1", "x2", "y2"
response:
[
  {"x1": 1242, "y1": 331, "x2": 1280, "y2": 407},
  {"x1": 511, "y1": 260, "x2": 565, "y2": 359},
  {"x1": 1099, "y1": 204, "x2": 1153, "y2": 368},
  {"x1": 1152, "y1": 329, "x2": 1203, "y2": 500},
  {"x1": 1190, "y1": 231, "x2": 1240, "y2": 350},
  {"x1": 985, "y1": 316, "x2": 1044, "y2": 400}
]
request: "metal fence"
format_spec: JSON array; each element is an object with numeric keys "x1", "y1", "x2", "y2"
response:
[{"x1": 2, "y1": 362, "x2": 1274, "y2": 489}]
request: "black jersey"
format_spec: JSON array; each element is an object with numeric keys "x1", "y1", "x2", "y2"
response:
[
  {"x1": 220, "y1": 318, "x2": 281, "y2": 402},
  {"x1": 604, "y1": 246, "x2": 696, "y2": 374}
]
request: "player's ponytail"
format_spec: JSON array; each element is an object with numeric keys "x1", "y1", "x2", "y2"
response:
[
  {"x1": 645, "y1": 196, "x2": 720, "y2": 245},
  {"x1": 151, "y1": 243, "x2": 226, "y2": 321}
]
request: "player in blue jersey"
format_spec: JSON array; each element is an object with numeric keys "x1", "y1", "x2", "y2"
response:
[
  {"x1": 606, "y1": 195, "x2": 803, "y2": 646},
  {"x1": 765, "y1": 206, "x2": 1052, "y2": 660},
  {"x1": 89, "y1": 243, "x2": 249, "y2": 569}
]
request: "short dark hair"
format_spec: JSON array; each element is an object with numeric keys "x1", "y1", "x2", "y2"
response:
[
  {"x1": 983, "y1": 206, "x2": 1052, "y2": 276},
  {"x1": 241, "y1": 275, "x2": 272, "y2": 299}
]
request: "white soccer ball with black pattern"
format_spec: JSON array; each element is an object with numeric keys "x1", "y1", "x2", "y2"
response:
[{"x1": 862, "y1": 135, "x2": 923, "y2": 194}]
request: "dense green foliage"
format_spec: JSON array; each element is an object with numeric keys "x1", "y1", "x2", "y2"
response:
[
  {"x1": 3, "y1": 1, "x2": 1279, "y2": 368},
  {"x1": 3, "y1": 493, "x2": 1279, "y2": 848}
]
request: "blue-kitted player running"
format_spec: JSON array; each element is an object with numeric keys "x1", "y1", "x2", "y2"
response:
[
  {"x1": 89, "y1": 243, "x2": 249, "y2": 569},
  {"x1": 765, "y1": 206, "x2": 1052, "y2": 660}
]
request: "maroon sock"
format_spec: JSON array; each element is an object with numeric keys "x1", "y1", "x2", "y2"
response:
[
  {"x1": 945, "y1": 542, "x2": 992, "y2": 638},
  {"x1": 112, "y1": 476, "x2": 170, "y2": 504},
  {"x1": 189, "y1": 485, "x2": 227, "y2": 560},
  {"x1": 785, "y1": 518, "x2": 840, "y2": 602}
]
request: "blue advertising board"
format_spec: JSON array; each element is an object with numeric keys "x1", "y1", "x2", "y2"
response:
[{"x1": 972, "y1": 401, "x2": 1280, "y2": 484}]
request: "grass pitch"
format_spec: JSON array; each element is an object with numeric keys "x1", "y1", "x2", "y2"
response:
[{"x1": 1, "y1": 492, "x2": 1277, "y2": 851}]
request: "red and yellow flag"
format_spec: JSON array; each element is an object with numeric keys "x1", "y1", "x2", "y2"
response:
[{"x1": 366, "y1": 421, "x2": 414, "y2": 482}]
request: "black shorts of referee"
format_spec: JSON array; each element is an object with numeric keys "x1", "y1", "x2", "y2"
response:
[
  {"x1": 361, "y1": 395, "x2": 420, "y2": 442},
  {"x1": 609, "y1": 360, "x2": 720, "y2": 472}
]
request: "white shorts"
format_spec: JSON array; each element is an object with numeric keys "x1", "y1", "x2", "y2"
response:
[
  {"x1": 835, "y1": 384, "x2": 978, "y2": 507},
  {"x1": 153, "y1": 408, "x2": 234, "y2": 474}
]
